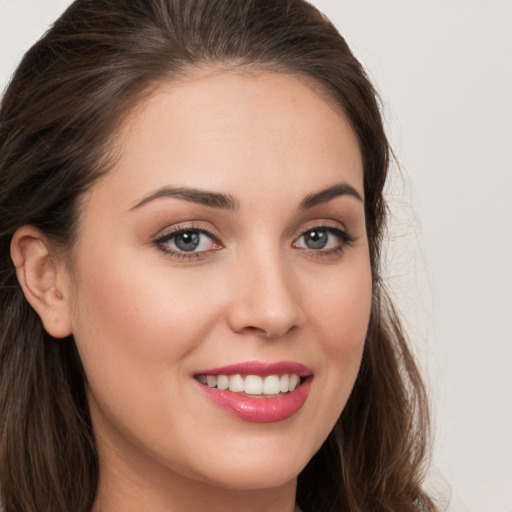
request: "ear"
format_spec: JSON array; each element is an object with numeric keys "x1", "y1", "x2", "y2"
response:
[{"x1": 10, "y1": 226, "x2": 72, "y2": 339}]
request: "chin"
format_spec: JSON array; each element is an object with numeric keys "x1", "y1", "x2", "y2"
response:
[
  {"x1": 201, "y1": 461, "x2": 303, "y2": 491},
  {"x1": 182, "y1": 437, "x2": 311, "y2": 491}
]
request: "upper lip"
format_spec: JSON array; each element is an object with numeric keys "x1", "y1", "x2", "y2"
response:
[{"x1": 195, "y1": 361, "x2": 313, "y2": 377}]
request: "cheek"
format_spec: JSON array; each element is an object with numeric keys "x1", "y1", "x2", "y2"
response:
[
  {"x1": 306, "y1": 253, "x2": 372, "y2": 431},
  {"x1": 314, "y1": 253, "x2": 373, "y2": 353},
  {"x1": 68, "y1": 246, "x2": 223, "y2": 423},
  {"x1": 71, "y1": 247, "x2": 215, "y2": 361},
  {"x1": 68, "y1": 247, "x2": 229, "y2": 462}
]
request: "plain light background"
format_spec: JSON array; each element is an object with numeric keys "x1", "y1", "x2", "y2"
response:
[{"x1": 1, "y1": 1, "x2": 511, "y2": 511}]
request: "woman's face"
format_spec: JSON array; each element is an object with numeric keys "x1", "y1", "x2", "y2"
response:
[{"x1": 66, "y1": 71, "x2": 372, "y2": 497}]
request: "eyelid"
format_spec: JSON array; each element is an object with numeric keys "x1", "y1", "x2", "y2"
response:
[
  {"x1": 292, "y1": 221, "x2": 355, "y2": 253},
  {"x1": 293, "y1": 220, "x2": 349, "y2": 240},
  {"x1": 153, "y1": 222, "x2": 222, "y2": 243},
  {"x1": 153, "y1": 222, "x2": 223, "y2": 260},
  {"x1": 151, "y1": 219, "x2": 354, "y2": 261}
]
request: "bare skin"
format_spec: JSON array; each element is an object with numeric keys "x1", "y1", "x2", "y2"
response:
[{"x1": 12, "y1": 70, "x2": 371, "y2": 512}]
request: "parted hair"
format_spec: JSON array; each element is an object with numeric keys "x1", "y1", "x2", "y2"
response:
[{"x1": 0, "y1": 1, "x2": 435, "y2": 511}]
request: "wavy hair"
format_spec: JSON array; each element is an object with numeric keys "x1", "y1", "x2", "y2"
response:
[{"x1": 0, "y1": 1, "x2": 434, "y2": 510}]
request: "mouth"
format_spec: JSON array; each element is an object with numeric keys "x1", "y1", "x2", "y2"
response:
[
  {"x1": 195, "y1": 373, "x2": 302, "y2": 397},
  {"x1": 194, "y1": 361, "x2": 313, "y2": 423}
]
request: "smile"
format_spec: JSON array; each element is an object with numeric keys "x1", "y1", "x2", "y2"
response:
[
  {"x1": 195, "y1": 373, "x2": 301, "y2": 396},
  {"x1": 194, "y1": 361, "x2": 313, "y2": 423}
]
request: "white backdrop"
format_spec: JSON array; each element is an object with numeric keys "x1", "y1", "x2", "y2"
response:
[{"x1": 1, "y1": 1, "x2": 511, "y2": 511}]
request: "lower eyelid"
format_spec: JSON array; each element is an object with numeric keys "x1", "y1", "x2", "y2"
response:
[
  {"x1": 291, "y1": 227, "x2": 355, "y2": 256},
  {"x1": 153, "y1": 223, "x2": 353, "y2": 259},
  {"x1": 153, "y1": 227, "x2": 219, "y2": 255}
]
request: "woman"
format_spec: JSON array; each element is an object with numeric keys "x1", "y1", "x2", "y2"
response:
[{"x1": 0, "y1": 1, "x2": 435, "y2": 511}]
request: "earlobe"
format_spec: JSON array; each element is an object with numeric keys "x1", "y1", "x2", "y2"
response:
[{"x1": 11, "y1": 226, "x2": 72, "y2": 339}]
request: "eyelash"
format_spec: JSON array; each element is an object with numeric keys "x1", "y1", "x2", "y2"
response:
[
  {"x1": 154, "y1": 225, "x2": 221, "y2": 261},
  {"x1": 293, "y1": 224, "x2": 354, "y2": 258},
  {"x1": 153, "y1": 223, "x2": 354, "y2": 261}
]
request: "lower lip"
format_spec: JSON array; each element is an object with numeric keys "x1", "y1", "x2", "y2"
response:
[{"x1": 198, "y1": 378, "x2": 312, "y2": 423}]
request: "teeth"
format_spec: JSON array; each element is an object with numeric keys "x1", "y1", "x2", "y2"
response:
[
  {"x1": 217, "y1": 374, "x2": 229, "y2": 390},
  {"x1": 279, "y1": 374, "x2": 289, "y2": 393},
  {"x1": 206, "y1": 375, "x2": 217, "y2": 387},
  {"x1": 229, "y1": 374, "x2": 244, "y2": 393},
  {"x1": 288, "y1": 374, "x2": 300, "y2": 392},
  {"x1": 244, "y1": 375, "x2": 263, "y2": 394},
  {"x1": 263, "y1": 375, "x2": 281, "y2": 395},
  {"x1": 197, "y1": 373, "x2": 302, "y2": 395}
]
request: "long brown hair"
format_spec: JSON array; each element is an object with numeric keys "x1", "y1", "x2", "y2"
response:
[{"x1": 0, "y1": 1, "x2": 434, "y2": 511}]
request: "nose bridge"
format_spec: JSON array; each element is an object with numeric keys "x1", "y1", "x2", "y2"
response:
[{"x1": 227, "y1": 243, "x2": 304, "y2": 338}]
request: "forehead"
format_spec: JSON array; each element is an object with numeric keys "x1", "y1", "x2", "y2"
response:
[{"x1": 86, "y1": 70, "x2": 363, "y2": 210}]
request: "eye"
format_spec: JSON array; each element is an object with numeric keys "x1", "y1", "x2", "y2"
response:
[
  {"x1": 154, "y1": 227, "x2": 220, "y2": 258},
  {"x1": 293, "y1": 226, "x2": 353, "y2": 252}
]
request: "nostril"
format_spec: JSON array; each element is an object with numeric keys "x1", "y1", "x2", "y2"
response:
[
  {"x1": 240, "y1": 325, "x2": 270, "y2": 336},
  {"x1": 239, "y1": 323, "x2": 299, "y2": 340},
  {"x1": 226, "y1": 269, "x2": 305, "y2": 338}
]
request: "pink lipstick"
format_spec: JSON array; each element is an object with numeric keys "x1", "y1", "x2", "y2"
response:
[{"x1": 194, "y1": 361, "x2": 313, "y2": 423}]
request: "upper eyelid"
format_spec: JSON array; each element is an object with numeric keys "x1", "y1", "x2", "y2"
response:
[
  {"x1": 154, "y1": 223, "x2": 221, "y2": 243},
  {"x1": 293, "y1": 220, "x2": 348, "y2": 238},
  {"x1": 153, "y1": 227, "x2": 220, "y2": 260},
  {"x1": 152, "y1": 219, "x2": 351, "y2": 245},
  {"x1": 295, "y1": 225, "x2": 353, "y2": 243}
]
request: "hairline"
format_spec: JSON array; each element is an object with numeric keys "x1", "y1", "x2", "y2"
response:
[{"x1": 63, "y1": 61, "x2": 361, "y2": 275}]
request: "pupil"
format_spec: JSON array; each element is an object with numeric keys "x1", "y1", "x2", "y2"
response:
[
  {"x1": 175, "y1": 232, "x2": 200, "y2": 251},
  {"x1": 305, "y1": 230, "x2": 327, "y2": 249}
]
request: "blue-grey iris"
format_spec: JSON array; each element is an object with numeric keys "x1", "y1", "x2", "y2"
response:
[
  {"x1": 305, "y1": 230, "x2": 328, "y2": 249},
  {"x1": 175, "y1": 231, "x2": 200, "y2": 251}
]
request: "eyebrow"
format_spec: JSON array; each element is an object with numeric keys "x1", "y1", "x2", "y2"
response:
[
  {"x1": 130, "y1": 187, "x2": 240, "y2": 211},
  {"x1": 299, "y1": 183, "x2": 363, "y2": 210},
  {"x1": 130, "y1": 181, "x2": 362, "y2": 212}
]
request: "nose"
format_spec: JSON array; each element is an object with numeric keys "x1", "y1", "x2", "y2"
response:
[{"x1": 226, "y1": 251, "x2": 305, "y2": 339}]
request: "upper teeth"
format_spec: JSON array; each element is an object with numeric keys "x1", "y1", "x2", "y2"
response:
[{"x1": 196, "y1": 374, "x2": 301, "y2": 395}]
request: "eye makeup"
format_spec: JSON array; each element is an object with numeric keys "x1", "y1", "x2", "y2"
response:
[
  {"x1": 293, "y1": 224, "x2": 355, "y2": 259},
  {"x1": 152, "y1": 220, "x2": 355, "y2": 262},
  {"x1": 153, "y1": 224, "x2": 223, "y2": 261}
]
